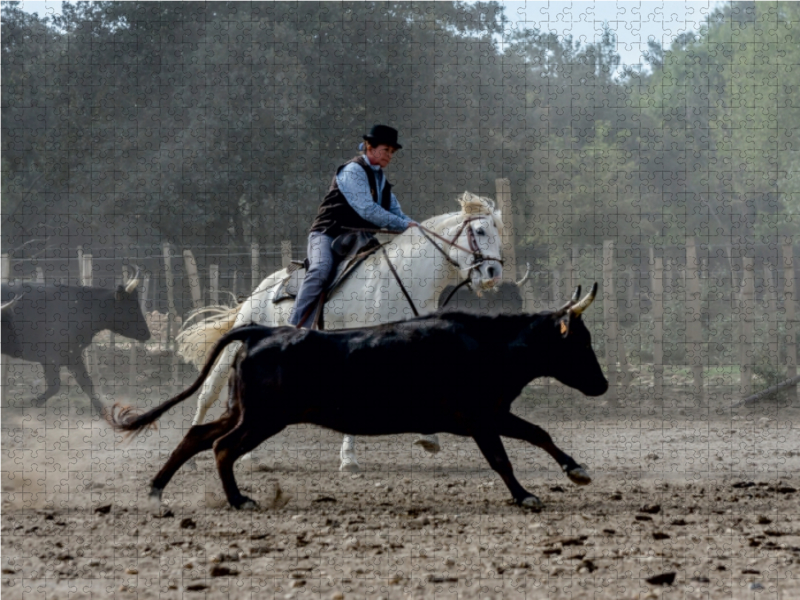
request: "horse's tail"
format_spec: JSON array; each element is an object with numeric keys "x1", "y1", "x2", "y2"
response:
[
  {"x1": 175, "y1": 304, "x2": 241, "y2": 368},
  {"x1": 109, "y1": 324, "x2": 272, "y2": 436}
]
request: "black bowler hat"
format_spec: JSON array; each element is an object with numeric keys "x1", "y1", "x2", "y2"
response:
[{"x1": 363, "y1": 125, "x2": 402, "y2": 150}]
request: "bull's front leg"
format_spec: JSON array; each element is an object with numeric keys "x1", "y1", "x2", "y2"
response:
[
  {"x1": 496, "y1": 413, "x2": 590, "y2": 486},
  {"x1": 33, "y1": 361, "x2": 62, "y2": 407},
  {"x1": 67, "y1": 359, "x2": 105, "y2": 415},
  {"x1": 472, "y1": 431, "x2": 542, "y2": 509}
]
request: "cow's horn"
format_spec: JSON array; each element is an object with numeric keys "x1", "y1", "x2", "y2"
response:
[
  {"x1": 0, "y1": 296, "x2": 20, "y2": 311},
  {"x1": 556, "y1": 285, "x2": 581, "y2": 314},
  {"x1": 515, "y1": 263, "x2": 532, "y2": 287},
  {"x1": 571, "y1": 282, "x2": 598, "y2": 316},
  {"x1": 556, "y1": 286, "x2": 581, "y2": 316},
  {"x1": 124, "y1": 266, "x2": 142, "y2": 293}
]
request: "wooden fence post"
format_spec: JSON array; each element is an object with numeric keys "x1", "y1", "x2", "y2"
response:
[
  {"x1": 603, "y1": 241, "x2": 618, "y2": 403},
  {"x1": 1, "y1": 254, "x2": 9, "y2": 283},
  {"x1": 686, "y1": 238, "x2": 704, "y2": 402},
  {"x1": 766, "y1": 261, "x2": 780, "y2": 376},
  {"x1": 783, "y1": 240, "x2": 797, "y2": 403},
  {"x1": 163, "y1": 243, "x2": 178, "y2": 386},
  {"x1": 651, "y1": 254, "x2": 665, "y2": 400},
  {"x1": 129, "y1": 272, "x2": 150, "y2": 387},
  {"x1": 740, "y1": 256, "x2": 755, "y2": 396},
  {"x1": 76, "y1": 246, "x2": 83, "y2": 286},
  {"x1": 1, "y1": 254, "x2": 9, "y2": 390},
  {"x1": 232, "y1": 269, "x2": 240, "y2": 302},
  {"x1": 495, "y1": 178, "x2": 518, "y2": 281},
  {"x1": 209, "y1": 264, "x2": 220, "y2": 305},
  {"x1": 281, "y1": 241, "x2": 293, "y2": 270},
  {"x1": 570, "y1": 247, "x2": 579, "y2": 292},
  {"x1": 81, "y1": 254, "x2": 95, "y2": 384},
  {"x1": 251, "y1": 242, "x2": 260, "y2": 289},
  {"x1": 182, "y1": 249, "x2": 203, "y2": 309}
]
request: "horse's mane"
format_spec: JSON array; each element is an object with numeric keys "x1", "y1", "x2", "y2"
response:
[{"x1": 456, "y1": 191, "x2": 504, "y2": 235}]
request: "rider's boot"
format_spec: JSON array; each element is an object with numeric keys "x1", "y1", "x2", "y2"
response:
[
  {"x1": 414, "y1": 434, "x2": 441, "y2": 454},
  {"x1": 339, "y1": 435, "x2": 360, "y2": 472}
]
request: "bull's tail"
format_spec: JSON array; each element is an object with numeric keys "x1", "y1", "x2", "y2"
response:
[
  {"x1": 109, "y1": 324, "x2": 272, "y2": 436},
  {"x1": 175, "y1": 304, "x2": 241, "y2": 369}
]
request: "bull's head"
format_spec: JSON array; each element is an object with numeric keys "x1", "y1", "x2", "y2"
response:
[
  {"x1": 113, "y1": 267, "x2": 151, "y2": 342},
  {"x1": 541, "y1": 282, "x2": 608, "y2": 397}
]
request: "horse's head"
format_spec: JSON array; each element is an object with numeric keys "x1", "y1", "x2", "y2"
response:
[{"x1": 426, "y1": 192, "x2": 504, "y2": 291}]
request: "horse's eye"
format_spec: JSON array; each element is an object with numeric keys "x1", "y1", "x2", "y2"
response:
[{"x1": 476, "y1": 227, "x2": 485, "y2": 236}]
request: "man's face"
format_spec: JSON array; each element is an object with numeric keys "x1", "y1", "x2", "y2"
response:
[{"x1": 366, "y1": 144, "x2": 397, "y2": 168}]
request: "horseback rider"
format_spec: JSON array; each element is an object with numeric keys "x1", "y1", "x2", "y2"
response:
[{"x1": 289, "y1": 125, "x2": 418, "y2": 328}]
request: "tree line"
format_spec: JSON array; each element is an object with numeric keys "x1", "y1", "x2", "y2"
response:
[{"x1": 3, "y1": 1, "x2": 799, "y2": 271}]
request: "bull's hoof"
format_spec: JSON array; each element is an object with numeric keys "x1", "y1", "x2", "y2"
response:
[
  {"x1": 520, "y1": 495, "x2": 543, "y2": 510},
  {"x1": 414, "y1": 435, "x2": 441, "y2": 454},
  {"x1": 235, "y1": 498, "x2": 259, "y2": 511},
  {"x1": 339, "y1": 456, "x2": 360, "y2": 473},
  {"x1": 148, "y1": 487, "x2": 164, "y2": 510},
  {"x1": 565, "y1": 465, "x2": 591, "y2": 486}
]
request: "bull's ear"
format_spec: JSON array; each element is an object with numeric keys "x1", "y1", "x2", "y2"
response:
[{"x1": 556, "y1": 314, "x2": 571, "y2": 338}]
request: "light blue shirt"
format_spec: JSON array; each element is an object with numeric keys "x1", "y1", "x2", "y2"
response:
[{"x1": 336, "y1": 154, "x2": 411, "y2": 231}]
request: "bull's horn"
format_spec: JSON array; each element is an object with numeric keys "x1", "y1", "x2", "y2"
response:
[
  {"x1": 555, "y1": 285, "x2": 581, "y2": 314},
  {"x1": 515, "y1": 263, "x2": 532, "y2": 287},
  {"x1": 571, "y1": 282, "x2": 598, "y2": 316},
  {"x1": 124, "y1": 266, "x2": 142, "y2": 293},
  {"x1": 0, "y1": 296, "x2": 20, "y2": 311}
]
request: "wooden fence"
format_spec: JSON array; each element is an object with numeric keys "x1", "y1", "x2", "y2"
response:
[{"x1": 3, "y1": 236, "x2": 799, "y2": 405}]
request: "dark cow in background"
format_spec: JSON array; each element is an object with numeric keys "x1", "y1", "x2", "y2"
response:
[
  {"x1": 439, "y1": 263, "x2": 530, "y2": 315},
  {"x1": 112, "y1": 283, "x2": 607, "y2": 511},
  {"x1": 2, "y1": 270, "x2": 150, "y2": 414}
]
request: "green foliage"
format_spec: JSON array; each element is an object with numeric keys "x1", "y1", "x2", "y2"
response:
[{"x1": 2, "y1": 1, "x2": 799, "y2": 261}]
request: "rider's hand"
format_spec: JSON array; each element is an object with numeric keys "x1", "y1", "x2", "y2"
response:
[{"x1": 406, "y1": 220, "x2": 419, "y2": 230}]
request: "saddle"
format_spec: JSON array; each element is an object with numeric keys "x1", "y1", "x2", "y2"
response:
[{"x1": 272, "y1": 232, "x2": 382, "y2": 304}]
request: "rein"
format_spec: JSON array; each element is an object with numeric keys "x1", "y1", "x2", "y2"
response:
[
  {"x1": 343, "y1": 216, "x2": 504, "y2": 317},
  {"x1": 380, "y1": 245, "x2": 419, "y2": 317},
  {"x1": 439, "y1": 278, "x2": 471, "y2": 308}
]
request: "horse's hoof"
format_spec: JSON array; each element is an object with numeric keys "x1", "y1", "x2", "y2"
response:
[
  {"x1": 520, "y1": 495, "x2": 543, "y2": 510},
  {"x1": 414, "y1": 435, "x2": 441, "y2": 454},
  {"x1": 237, "y1": 498, "x2": 259, "y2": 511},
  {"x1": 33, "y1": 397, "x2": 47, "y2": 408},
  {"x1": 566, "y1": 466, "x2": 591, "y2": 486},
  {"x1": 339, "y1": 456, "x2": 360, "y2": 473}
]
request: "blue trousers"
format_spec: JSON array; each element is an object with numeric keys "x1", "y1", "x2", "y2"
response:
[{"x1": 288, "y1": 231, "x2": 339, "y2": 327}]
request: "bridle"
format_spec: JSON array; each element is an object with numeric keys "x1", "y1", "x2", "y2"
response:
[
  {"x1": 343, "y1": 215, "x2": 504, "y2": 318},
  {"x1": 415, "y1": 216, "x2": 504, "y2": 274}
]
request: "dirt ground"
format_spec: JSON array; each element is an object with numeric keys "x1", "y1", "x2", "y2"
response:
[{"x1": 3, "y1": 360, "x2": 800, "y2": 600}]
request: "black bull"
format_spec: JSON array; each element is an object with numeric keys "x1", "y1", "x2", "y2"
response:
[
  {"x1": 111, "y1": 284, "x2": 607, "y2": 510},
  {"x1": 438, "y1": 263, "x2": 530, "y2": 314},
  {"x1": 439, "y1": 280, "x2": 524, "y2": 314},
  {"x1": 1, "y1": 275, "x2": 150, "y2": 414}
]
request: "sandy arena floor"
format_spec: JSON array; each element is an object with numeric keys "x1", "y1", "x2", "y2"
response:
[{"x1": 3, "y1": 366, "x2": 800, "y2": 599}]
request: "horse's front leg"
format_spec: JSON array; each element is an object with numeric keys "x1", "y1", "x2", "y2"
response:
[{"x1": 339, "y1": 435, "x2": 360, "y2": 472}]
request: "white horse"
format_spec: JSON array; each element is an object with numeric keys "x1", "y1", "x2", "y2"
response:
[{"x1": 176, "y1": 192, "x2": 504, "y2": 471}]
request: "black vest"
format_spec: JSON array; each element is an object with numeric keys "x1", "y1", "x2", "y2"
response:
[{"x1": 310, "y1": 156, "x2": 393, "y2": 238}]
